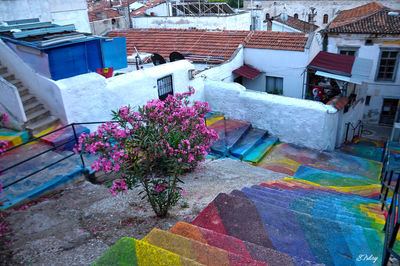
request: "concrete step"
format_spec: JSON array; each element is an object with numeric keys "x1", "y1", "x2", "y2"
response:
[
  {"x1": 169, "y1": 222, "x2": 319, "y2": 266},
  {"x1": 93, "y1": 237, "x2": 202, "y2": 266},
  {"x1": 17, "y1": 86, "x2": 29, "y2": 97},
  {"x1": 230, "y1": 128, "x2": 268, "y2": 159},
  {"x1": 25, "y1": 115, "x2": 60, "y2": 135},
  {"x1": 24, "y1": 101, "x2": 44, "y2": 116},
  {"x1": 144, "y1": 228, "x2": 267, "y2": 265},
  {"x1": 21, "y1": 94, "x2": 36, "y2": 106},
  {"x1": 26, "y1": 107, "x2": 50, "y2": 124},
  {"x1": 0, "y1": 66, "x2": 7, "y2": 75},
  {"x1": 192, "y1": 193, "x2": 384, "y2": 265},
  {"x1": 9, "y1": 79, "x2": 22, "y2": 88},
  {"x1": 243, "y1": 136, "x2": 279, "y2": 164}
]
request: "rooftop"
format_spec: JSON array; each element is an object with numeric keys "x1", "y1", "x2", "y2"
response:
[
  {"x1": 107, "y1": 29, "x2": 308, "y2": 63},
  {"x1": 272, "y1": 14, "x2": 319, "y2": 33},
  {"x1": 88, "y1": 8, "x2": 122, "y2": 22},
  {"x1": 326, "y1": 2, "x2": 400, "y2": 34}
]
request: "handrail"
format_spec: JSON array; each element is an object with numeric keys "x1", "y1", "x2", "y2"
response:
[
  {"x1": 344, "y1": 120, "x2": 363, "y2": 143},
  {"x1": 0, "y1": 121, "x2": 114, "y2": 191}
]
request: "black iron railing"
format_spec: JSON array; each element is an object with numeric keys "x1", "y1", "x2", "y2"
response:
[
  {"x1": 380, "y1": 150, "x2": 400, "y2": 265},
  {"x1": 344, "y1": 120, "x2": 363, "y2": 143},
  {"x1": 0, "y1": 122, "x2": 111, "y2": 190}
]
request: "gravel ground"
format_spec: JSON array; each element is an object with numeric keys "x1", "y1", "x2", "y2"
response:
[{"x1": 0, "y1": 158, "x2": 285, "y2": 265}]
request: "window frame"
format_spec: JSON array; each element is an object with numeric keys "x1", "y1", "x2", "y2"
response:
[
  {"x1": 375, "y1": 48, "x2": 400, "y2": 82},
  {"x1": 265, "y1": 75, "x2": 284, "y2": 95},
  {"x1": 323, "y1": 14, "x2": 328, "y2": 24},
  {"x1": 337, "y1": 46, "x2": 359, "y2": 57},
  {"x1": 157, "y1": 74, "x2": 174, "y2": 101}
]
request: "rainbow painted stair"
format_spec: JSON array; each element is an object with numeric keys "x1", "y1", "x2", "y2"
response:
[
  {"x1": 94, "y1": 115, "x2": 391, "y2": 265},
  {"x1": 0, "y1": 124, "x2": 91, "y2": 209}
]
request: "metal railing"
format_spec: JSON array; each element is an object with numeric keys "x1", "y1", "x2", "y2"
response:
[
  {"x1": 380, "y1": 150, "x2": 400, "y2": 265},
  {"x1": 0, "y1": 122, "x2": 110, "y2": 190},
  {"x1": 344, "y1": 120, "x2": 363, "y2": 143}
]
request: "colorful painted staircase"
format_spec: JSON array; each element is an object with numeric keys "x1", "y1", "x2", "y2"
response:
[{"x1": 337, "y1": 137, "x2": 385, "y2": 162}]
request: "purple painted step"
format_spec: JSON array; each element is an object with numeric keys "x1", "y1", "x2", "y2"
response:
[
  {"x1": 230, "y1": 128, "x2": 268, "y2": 159},
  {"x1": 209, "y1": 119, "x2": 251, "y2": 156}
]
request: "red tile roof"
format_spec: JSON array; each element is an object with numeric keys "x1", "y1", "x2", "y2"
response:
[
  {"x1": 327, "y1": 2, "x2": 400, "y2": 34},
  {"x1": 233, "y1": 65, "x2": 262, "y2": 79},
  {"x1": 327, "y1": 96, "x2": 349, "y2": 110},
  {"x1": 88, "y1": 8, "x2": 122, "y2": 22},
  {"x1": 273, "y1": 15, "x2": 318, "y2": 33},
  {"x1": 245, "y1": 31, "x2": 308, "y2": 52},
  {"x1": 309, "y1": 51, "x2": 355, "y2": 76},
  {"x1": 107, "y1": 29, "x2": 309, "y2": 63}
]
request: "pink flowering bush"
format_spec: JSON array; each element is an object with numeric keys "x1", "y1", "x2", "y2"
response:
[{"x1": 75, "y1": 87, "x2": 218, "y2": 217}]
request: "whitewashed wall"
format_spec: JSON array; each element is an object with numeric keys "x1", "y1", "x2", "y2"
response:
[
  {"x1": 327, "y1": 35, "x2": 400, "y2": 124},
  {"x1": 271, "y1": 21, "x2": 301, "y2": 32},
  {"x1": 0, "y1": 0, "x2": 90, "y2": 32},
  {"x1": 204, "y1": 80, "x2": 339, "y2": 150},
  {"x1": 132, "y1": 12, "x2": 251, "y2": 30},
  {"x1": 243, "y1": 48, "x2": 308, "y2": 98},
  {"x1": 90, "y1": 17, "x2": 128, "y2": 36},
  {"x1": 244, "y1": 0, "x2": 400, "y2": 28},
  {"x1": 0, "y1": 39, "x2": 67, "y2": 123},
  {"x1": 56, "y1": 60, "x2": 196, "y2": 128},
  {"x1": 0, "y1": 77, "x2": 26, "y2": 130}
]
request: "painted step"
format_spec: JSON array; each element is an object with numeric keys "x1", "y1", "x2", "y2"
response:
[
  {"x1": 233, "y1": 187, "x2": 384, "y2": 229},
  {"x1": 192, "y1": 193, "x2": 385, "y2": 265},
  {"x1": 0, "y1": 128, "x2": 30, "y2": 149},
  {"x1": 352, "y1": 136, "x2": 386, "y2": 148},
  {"x1": 205, "y1": 112, "x2": 224, "y2": 126},
  {"x1": 25, "y1": 115, "x2": 60, "y2": 135},
  {"x1": 230, "y1": 128, "x2": 268, "y2": 159},
  {"x1": 251, "y1": 184, "x2": 384, "y2": 217},
  {"x1": 257, "y1": 143, "x2": 382, "y2": 179},
  {"x1": 261, "y1": 177, "x2": 381, "y2": 200},
  {"x1": 209, "y1": 119, "x2": 251, "y2": 156},
  {"x1": 93, "y1": 237, "x2": 203, "y2": 266},
  {"x1": 144, "y1": 228, "x2": 267, "y2": 265},
  {"x1": 170, "y1": 222, "x2": 321, "y2": 266},
  {"x1": 338, "y1": 143, "x2": 384, "y2": 162},
  {"x1": 39, "y1": 124, "x2": 90, "y2": 151},
  {"x1": 243, "y1": 137, "x2": 279, "y2": 164}
]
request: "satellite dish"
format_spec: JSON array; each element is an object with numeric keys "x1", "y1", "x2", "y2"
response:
[
  {"x1": 169, "y1": 52, "x2": 185, "y2": 62},
  {"x1": 151, "y1": 53, "x2": 166, "y2": 66}
]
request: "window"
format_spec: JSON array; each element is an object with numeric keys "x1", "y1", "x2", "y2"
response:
[
  {"x1": 376, "y1": 50, "x2": 399, "y2": 81},
  {"x1": 293, "y1": 13, "x2": 298, "y2": 19},
  {"x1": 338, "y1": 47, "x2": 359, "y2": 57},
  {"x1": 266, "y1": 76, "x2": 283, "y2": 95},
  {"x1": 323, "y1": 14, "x2": 328, "y2": 24},
  {"x1": 265, "y1": 13, "x2": 270, "y2": 20},
  {"x1": 157, "y1": 75, "x2": 173, "y2": 100},
  {"x1": 308, "y1": 14, "x2": 312, "y2": 22},
  {"x1": 365, "y1": 96, "x2": 371, "y2": 106}
]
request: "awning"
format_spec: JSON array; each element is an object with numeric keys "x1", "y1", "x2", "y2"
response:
[
  {"x1": 310, "y1": 52, "x2": 373, "y2": 85},
  {"x1": 233, "y1": 64, "x2": 262, "y2": 80}
]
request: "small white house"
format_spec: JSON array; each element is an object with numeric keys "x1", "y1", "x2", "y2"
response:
[{"x1": 323, "y1": 2, "x2": 400, "y2": 126}]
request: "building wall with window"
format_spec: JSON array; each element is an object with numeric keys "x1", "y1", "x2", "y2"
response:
[
  {"x1": 326, "y1": 34, "x2": 400, "y2": 124},
  {"x1": 243, "y1": 0, "x2": 400, "y2": 28},
  {"x1": 242, "y1": 48, "x2": 309, "y2": 98},
  {"x1": 0, "y1": 0, "x2": 90, "y2": 32}
]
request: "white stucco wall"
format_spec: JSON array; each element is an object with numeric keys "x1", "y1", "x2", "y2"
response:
[
  {"x1": 132, "y1": 12, "x2": 251, "y2": 30},
  {"x1": 243, "y1": 0, "x2": 400, "y2": 29},
  {"x1": 0, "y1": 77, "x2": 26, "y2": 127},
  {"x1": 271, "y1": 21, "x2": 301, "y2": 32},
  {"x1": 327, "y1": 34, "x2": 400, "y2": 124},
  {"x1": 0, "y1": 39, "x2": 67, "y2": 123},
  {"x1": 90, "y1": 17, "x2": 128, "y2": 36},
  {"x1": 56, "y1": 60, "x2": 196, "y2": 127},
  {"x1": 204, "y1": 80, "x2": 339, "y2": 151},
  {"x1": 0, "y1": 0, "x2": 90, "y2": 33},
  {"x1": 243, "y1": 48, "x2": 308, "y2": 98}
]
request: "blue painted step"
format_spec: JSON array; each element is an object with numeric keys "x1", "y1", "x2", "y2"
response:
[
  {"x1": 230, "y1": 128, "x2": 268, "y2": 159},
  {"x1": 209, "y1": 119, "x2": 251, "y2": 156},
  {"x1": 243, "y1": 137, "x2": 279, "y2": 164}
]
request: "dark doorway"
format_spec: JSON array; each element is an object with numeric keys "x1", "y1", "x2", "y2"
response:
[
  {"x1": 234, "y1": 76, "x2": 243, "y2": 85},
  {"x1": 379, "y1": 98, "x2": 399, "y2": 125}
]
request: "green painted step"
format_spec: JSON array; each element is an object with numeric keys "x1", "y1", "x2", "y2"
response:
[{"x1": 243, "y1": 137, "x2": 279, "y2": 164}]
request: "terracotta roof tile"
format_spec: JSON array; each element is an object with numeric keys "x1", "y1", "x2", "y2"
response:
[
  {"x1": 233, "y1": 64, "x2": 262, "y2": 79},
  {"x1": 273, "y1": 15, "x2": 318, "y2": 33},
  {"x1": 107, "y1": 29, "x2": 308, "y2": 63},
  {"x1": 245, "y1": 31, "x2": 308, "y2": 52},
  {"x1": 327, "y1": 2, "x2": 400, "y2": 34},
  {"x1": 130, "y1": 0, "x2": 166, "y2": 16}
]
